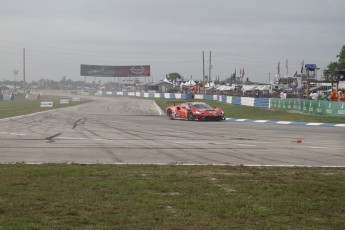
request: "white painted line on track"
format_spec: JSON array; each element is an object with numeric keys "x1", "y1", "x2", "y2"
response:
[
  {"x1": 254, "y1": 120, "x2": 268, "y2": 123},
  {"x1": 235, "y1": 144, "x2": 257, "y2": 147},
  {"x1": 309, "y1": 146, "x2": 327, "y2": 149},
  {"x1": 1, "y1": 132, "x2": 26, "y2": 136},
  {"x1": 56, "y1": 137, "x2": 114, "y2": 142},
  {"x1": 209, "y1": 142, "x2": 230, "y2": 145},
  {"x1": 306, "y1": 123, "x2": 323, "y2": 126},
  {"x1": 56, "y1": 137, "x2": 87, "y2": 140},
  {"x1": 9, "y1": 133, "x2": 26, "y2": 136},
  {"x1": 0, "y1": 109, "x2": 60, "y2": 121},
  {"x1": 154, "y1": 101, "x2": 164, "y2": 116},
  {"x1": 276, "y1": 121, "x2": 292, "y2": 124}
]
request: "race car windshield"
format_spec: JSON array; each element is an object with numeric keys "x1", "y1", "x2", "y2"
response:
[{"x1": 191, "y1": 103, "x2": 213, "y2": 110}]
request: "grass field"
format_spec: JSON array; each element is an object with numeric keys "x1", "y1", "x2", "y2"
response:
[
  {"x1": 0, "y1": 95, "x2": 90, "y2": 119},
  {"x1": 0, "y1": 164, "x2": 344, "y2": 229},
  {"x1": 153, "y1": 98, "x2": 345, "y2": 124}
]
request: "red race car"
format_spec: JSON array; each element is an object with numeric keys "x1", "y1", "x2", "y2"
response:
[{"x1": 166, "y1": 102, "x2": 225, "y2": 121}]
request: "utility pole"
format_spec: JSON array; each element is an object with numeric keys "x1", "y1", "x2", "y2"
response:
[
  {"x1": 209, "y1": 51, "x2": 212, "y2": 83},
  {"x1": 203, "y1": 51, "x2": 205, "y2": 94},
  {"x1": 23, "y1": 48, "x2": 25, "y2": 94}
]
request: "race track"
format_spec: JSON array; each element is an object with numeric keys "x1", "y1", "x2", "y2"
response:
[{"x1": 1, "y1": 96, "x2": 344, "y2": 166}]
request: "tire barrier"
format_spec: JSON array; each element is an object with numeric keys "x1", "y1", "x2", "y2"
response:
[{"x1": 106, "y1": 91, "x2": 270, "y2": 109}]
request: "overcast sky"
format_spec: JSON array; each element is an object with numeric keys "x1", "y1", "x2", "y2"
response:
[{"x1": 1, "y1": 0, "x2": 344, "y2": 84}]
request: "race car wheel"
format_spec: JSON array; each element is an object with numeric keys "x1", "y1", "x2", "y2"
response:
[
  {"x1": 187, "y1": 112, "x2": 194, "y2": 121},
  {"x1": 167, "y1": 109, "x2": 173, "y2": 119}
]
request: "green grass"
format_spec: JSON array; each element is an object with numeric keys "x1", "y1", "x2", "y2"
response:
[
  {"x1": 0, "y1": 96, "x2": 90, "y2": 119},
  {"x1": 0, "y1": 164, "x2": 344, "y2": 229},
  {"x1": 153, "y1": 98, "x2": 345, "y2": 124}
]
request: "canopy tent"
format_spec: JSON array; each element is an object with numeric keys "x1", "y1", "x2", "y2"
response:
[
  {"x1": 204, "y1": 82, "x2": 215, "y2": 88},
  {"x1": 241, "y1": 84, "x2": 272, "y2": 92},
  {"x1": 216, "y1": 85, "x2": 235, "y2": 91},
  {"x1": 183, "y1": 81, "x2": 191, "y2": 87},
  {"x1": 305, "y1": 64, "x2": 317, "y2": 70},
  {"x1": 163, "y1": 78, "x2": 171, "y2": 83},
  {"x1": 241, "y1": 85, "x2": 258, "y2": 92},
  {"x1": 255, "y1": 85, "x2": 271, "y2": 91},
  {"x1": 182, "y1": 80, "x2": 196, "y2": 87}
]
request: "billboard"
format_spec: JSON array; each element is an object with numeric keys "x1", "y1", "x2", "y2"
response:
[{"x1": 80, "y1": 64, "x2": 150, "y2": 77}]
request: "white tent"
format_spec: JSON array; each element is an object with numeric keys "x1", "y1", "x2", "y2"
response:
[
  {"x1": 256, "y1": 85, "x2": 271, "y2": 91},
  {"x1": 184, "y1": 81, "x2": 191, "y2": 87},
  {"x1": 242, "y1": 85, "x2": 258, "y2": 92},
  {"x1": 242, "y1": 84, "x2": 272, "y2": 92},
  {"x1": 216, "y1": 85, "x2": 228, "y2": 91},
  {"x1": 163, "y1": 78, "x2": 171, "y2": 83},
  {"x1": 219, "y1": 85, "x2": 234, "y2": 91}
]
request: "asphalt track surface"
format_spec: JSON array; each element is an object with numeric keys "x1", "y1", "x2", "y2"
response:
[{"x1": 0, "y1": 96, "x2": 344, "y2": 167}]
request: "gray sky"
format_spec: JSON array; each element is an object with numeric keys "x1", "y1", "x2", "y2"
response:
[{"x1": 1, "y1": 0, "x2": 344, "y2": 84}]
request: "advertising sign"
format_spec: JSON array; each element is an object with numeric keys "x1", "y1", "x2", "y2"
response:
[
  {"x1": 80, "y1": 64, "x2": 150, "y2": 77},
  {"x1": 270, "y1": 98, "x2": 345, "y2": 117},
  {"x1": 60, "y1": 99, "x2": 70, "y2": 104},
  {"x1": 40, "y1": 102, "x2": 53, "y2": 107}
]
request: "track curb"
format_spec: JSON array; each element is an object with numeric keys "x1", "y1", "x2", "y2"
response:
[{"x1": 225, "y1": 118, "x2": 345, "y2": 127}]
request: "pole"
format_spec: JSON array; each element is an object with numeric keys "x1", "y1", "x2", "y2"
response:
[
  {"x1": 23, "y1": 48, "x2": 26, "y2": 94},
  {"x1": 209, "y1": 51, "x2": 212, "y2": 83},
  {"x1": 203, "y1": 51, "x2": 205, "y2": 94}
]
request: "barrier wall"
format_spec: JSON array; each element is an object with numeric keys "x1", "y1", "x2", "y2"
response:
[
  {"x1": 106, "y1": 91, "x2": 271, "y2": 109},
  {"x1": 270, "y1": 98, "x2": 345, "y2": 117}
]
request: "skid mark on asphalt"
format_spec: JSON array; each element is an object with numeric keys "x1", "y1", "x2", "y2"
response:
[
  {"x1": 45, "y1": 133, "x2": 62, "y2": 143},
  {"x1": 71, "y1": 118, "x2": 86, "y2": 129}
]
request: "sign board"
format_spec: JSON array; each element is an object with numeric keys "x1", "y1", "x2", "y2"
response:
[
  {"x1": 72, "y1": 98, "x2": 81, "y2": 102},
  {"x1": 2, "y1": 94, "x2": 13, "y2": 101},
  {"x1": 270, "y1": 98, "x2": 345, "y2": 117},
  {"x1": 80, "y1": 64, "x2": 150, "y2": 77},
  {"x1": 40, "y1": 102, "x2": 53, "y2": 107},
  {"x1": 60, "y1": 99, "x2": 70, "y2": 104}
]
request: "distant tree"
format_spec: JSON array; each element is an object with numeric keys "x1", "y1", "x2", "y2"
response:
[
  {"x1": 166, "y1": 73, "x2": 182, "y2": 82},
  {"x1": 325, "y1": 45, "x2": 345, "y2": 79}
]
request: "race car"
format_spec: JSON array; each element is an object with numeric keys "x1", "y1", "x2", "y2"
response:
[{"x1": 166, "y1": 102, "x2": 225, "y2": 121}]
